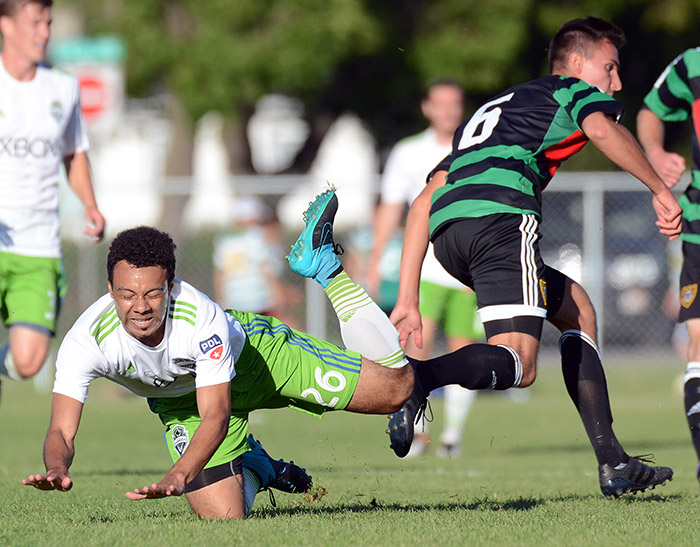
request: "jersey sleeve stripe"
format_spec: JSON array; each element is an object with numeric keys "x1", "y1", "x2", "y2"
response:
[
  {"x1": 168, "y1": 313, "x2": 196, "y2": 326},
  {"x1": 94, "y1": 317, "x2": 120, "y2": 344},
  {"x1": 171, "y1": 299, "x2": 197, "y2": 311}
]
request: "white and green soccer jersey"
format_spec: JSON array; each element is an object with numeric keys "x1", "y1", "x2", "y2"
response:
[
  {"x1": 53, "y1": 279, "x2": 246, "y2": 403},
  {"x1": 0, "y1": 61, "x2": 90, "y2": 258},
  {"x1": 643, "y1": 48, "x2": 700, "y2": 244}
]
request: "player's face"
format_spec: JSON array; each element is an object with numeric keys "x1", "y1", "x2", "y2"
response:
[
  {"x1": 1, "y1": 3, "x2": 52, "y2": 66},
  {"x1": 109, "y1": 261, "x2": 172, "y2": 347},
  {"x1": 578, "y1": 39, "x2": 622, "y2": 96},
  {"x1": 422, "y1": 85, "x2": 464, "y2": 136}
]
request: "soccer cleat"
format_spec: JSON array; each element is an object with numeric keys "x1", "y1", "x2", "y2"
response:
[
  {"x1": 387, "y1": 375, "x2": 429, "y2": 458},
  {"x1": 242, "y1": 435, "x2": 313, "y2": 494},
  {"x1": 599, "y1": 456, "x2": 673, "y2": 498},
  {"x1": 286, "y1": 188, "x2": 343, "y2": 288}
]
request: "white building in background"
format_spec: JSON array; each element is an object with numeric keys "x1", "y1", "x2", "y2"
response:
[
  {"x1": 247, "y1": 94, "x2": 310, "y2": 174},
  {"x1": 182, "y1": 112, "x2": 237, "y2": 230},
  {"x1": 277, "y1": 113, "x2": 378, "y2": 231}
]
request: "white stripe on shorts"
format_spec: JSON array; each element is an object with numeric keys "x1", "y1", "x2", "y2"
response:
[{"x1": 519, "y1": 214, "x2": 539, "y2": 307}]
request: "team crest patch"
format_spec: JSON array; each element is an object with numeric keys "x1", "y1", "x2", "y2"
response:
[
  {"x1": 50, "y1": 101, "x2": 63, "y2": 122},
  {"x1": 171, "y1": 425, "x2": 190, "y2": 457},
  {"x1": 681, "y1": 284, "x2": 698, "y2": 309},
  {"x1": 539, "y1": 279, "x2": 548, "y2": 307}
]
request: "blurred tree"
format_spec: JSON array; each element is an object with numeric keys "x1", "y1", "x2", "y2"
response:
[{"x1": 61, "y1": 0, "x2": 700, "y2": 174}]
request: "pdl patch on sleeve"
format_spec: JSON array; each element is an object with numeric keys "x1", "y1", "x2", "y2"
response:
[{"x1": 199, "y1": 334, "x2": 223, "y2": 355}]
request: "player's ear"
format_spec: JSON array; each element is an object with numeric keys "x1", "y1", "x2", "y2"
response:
[
  {"x1": 0, "y1": 15, "x2": 11, "y2": 37},
  {"x1": 569, "y1": 51, "x2": 584, "y2": 75},
  {"x1": 108, "y1": 282, "x2": 114, "y2": 299},
  {"x1": 420, "y1": 97, "x2": 431, "y2": 120}
]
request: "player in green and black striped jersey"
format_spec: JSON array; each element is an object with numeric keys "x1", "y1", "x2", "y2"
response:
[
  {"x1": 389, "y1": 17, "x2": 681, "y2": 498},
  {"x1": 638, "y1": 47, "x2": 700, "y2": 482}
]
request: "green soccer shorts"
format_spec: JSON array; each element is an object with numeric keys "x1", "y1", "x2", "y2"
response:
[
  {"x1": 150, "y1": 310, "x2": 362, "y2": 468},
  {"x1": 418, "y1": 280, "x2": 484, "y2": 340},
  {"x1": 0, "y1": 251, "x2": 66, "y2": 333}
]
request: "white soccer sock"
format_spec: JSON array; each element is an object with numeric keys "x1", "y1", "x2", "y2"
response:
[
  {"x1": 242, "y1": 468, "x2": 260, "y2": 517},
  {"x1": 0, "y1": 343, "x2": 21, "y2": 380},
  {"x1": 684, "y1": 362, "x2": 700, "y2": 384},
  {"x1": 440, "y1": 385, "x2": 477, "y2": 446},
  {"x1": 325, "y1": 271, "x2": 408, "y2": 368}
]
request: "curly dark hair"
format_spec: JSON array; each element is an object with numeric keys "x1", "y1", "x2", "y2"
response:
[
  {"x1": 548, "y1": 16, "x2": 626, "y2": 73},
  {"x1": 107, "y1": 226, "x2": 177, "y2": 285}
]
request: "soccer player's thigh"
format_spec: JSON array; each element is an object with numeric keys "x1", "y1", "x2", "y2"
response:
[
  {"x1": 412, "y1": 280, "x2": 447, "y2": 355},
  {"x1": 443, "y1": 288, "x2": 484, "y2": 349},
  {"x1": 679, "y1": 241, "x2": 700, "y2": 358},
  {"x1": 266, "y1": 333, "x2": 410, "y2": 415},
  {"x1": 155, "y1": 395, "x2": 249, "y2": 517},
  {"x1": 434, "y1": 215, "x2": 545, "y2": 368},
  {"x1": 268, "y1": 334, "x2": 363, "y2": 415},
  {"x1": 543, "y1": 266, "x2": 596, "y2": 336},
  {"x1": 2, "y1": 253, "x2": 64, "y2": 332}
]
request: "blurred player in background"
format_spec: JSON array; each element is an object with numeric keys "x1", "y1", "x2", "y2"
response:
[
  {"x1": 368, "y1": 79, "x2": 483, "y2": 458},
  {"x1": 637, "y1": 47, "x2": 700, "y2": 482},
  {"x1": 389, "y1": 17, "x2": 679, "y2": 498},
  {"x1": 213, "y1": 196, "x2": 302, "y2": 327},
  {"x1": 0, "y1": 0, "x2": 105, "y2": 396}
]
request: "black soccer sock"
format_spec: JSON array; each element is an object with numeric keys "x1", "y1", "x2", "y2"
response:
[
  {"x1": 559, "y1": 330, "x2": 627, "y2": 467},
  {"x1": 683, "y1": 375, "x2": 700, "y2": 461},
  {"x1": 410, "y1": 343, "x2": 522, "y2": 393}
]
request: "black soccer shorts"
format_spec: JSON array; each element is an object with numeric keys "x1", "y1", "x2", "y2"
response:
[{"x1": 433, "y1": 213, "x2": 548, "y2": 336}]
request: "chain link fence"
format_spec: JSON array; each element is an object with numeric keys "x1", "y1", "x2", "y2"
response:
[{"x1": 54, "y1": 171, "x2": 681, "y2": 358}]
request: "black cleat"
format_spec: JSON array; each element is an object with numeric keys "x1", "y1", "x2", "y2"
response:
[
  {"x1": 387, "y1": 375, "x2": 429, "y2": 458},
  {"x1": 599, "y1": 456, "x2": 673, "y2": 498},
  {"x1": 244, "y1": 435, "x2": 313, "y2": 494}
]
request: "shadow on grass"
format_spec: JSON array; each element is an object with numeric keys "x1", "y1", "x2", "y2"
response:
[
  {"x1": 254, "y1": 490, "x2": 681, "y2": 518},
  {"x1": 506, "y1": 437, "x2": 689, "y2": 456}
]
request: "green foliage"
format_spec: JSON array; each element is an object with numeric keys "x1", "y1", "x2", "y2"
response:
[
  {"x1": 58, "y1": 0, "x2": 700, "y2": 159},
  {"x1": 3, "y1": 358, "x2": 700, "y2": 544},
  {"x1": 410, "y1": 0, "x2": 533, "y2": 93}
]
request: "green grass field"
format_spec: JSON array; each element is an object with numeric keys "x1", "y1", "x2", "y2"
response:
[{"x1": 2, "y1": 356, "x2": 700, "y2": 546}]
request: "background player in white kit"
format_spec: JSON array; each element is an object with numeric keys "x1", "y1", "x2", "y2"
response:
[
  {"x1": 368, "y1": 79, "x2": 483, "y2": 457},
  {"x1": 0, "y1": 0, "x2": 105, "y2": 391}
]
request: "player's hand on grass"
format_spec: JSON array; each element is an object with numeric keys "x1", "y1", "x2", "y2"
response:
[
  {"x1": 390, "y1": 303, "x2": 423, "y2": 350},
  {"x1": 126, "y1": 481, "x2": 184, "y2": 500},
  {"x1": 23, "y1": 469, "x2": 73, "y2": 491}
]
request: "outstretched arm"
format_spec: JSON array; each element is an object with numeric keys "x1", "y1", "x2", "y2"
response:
[
  {"x1": 23, "y1": 393, "x2": 83, "y2": 492},
  {"x1": 636, "y1": 108, "x2": 686, "y2": 188},
  {"x1": 367, "y1": 201, "x2": 405, "y2": 295},
  {"x1": 64, "y1": 151, "x2": 106, "y2": 242},
  {"x1": 390, "y1": 171, "x2": 447, "y2": 349},
  {"x1": 126, "y1": 382, "x2": 231, "y2": 500},
  {"x1": 582, "y1": 112, "x2": 683, "y2": 240}
]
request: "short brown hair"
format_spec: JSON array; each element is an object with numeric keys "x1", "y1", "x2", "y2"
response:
[
  {"x1": 0, "y1": 0, "x2": 52, "y2": 19},
  {"x1": 548, "y1": 17, "x2": 625, "y2": 73}
]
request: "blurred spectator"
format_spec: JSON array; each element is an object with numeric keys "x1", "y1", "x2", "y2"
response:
[
  {"x1": 213, "y1": 197, "x2": 302, "y2": 328},
  {"x1": 368, "y1": 79, "x2": 484, "y2": 458}
]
